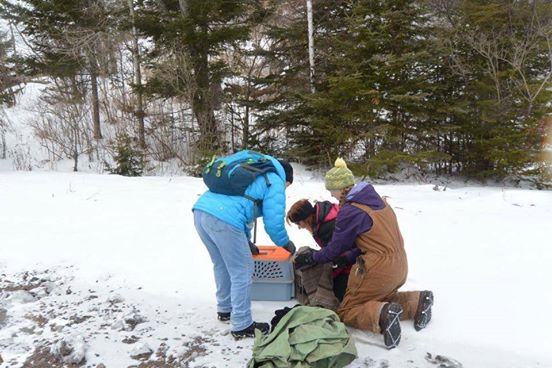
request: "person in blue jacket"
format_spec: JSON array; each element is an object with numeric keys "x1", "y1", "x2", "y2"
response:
[{"x1": 192, "y1": 150, "x2": 296, "y2": 339}]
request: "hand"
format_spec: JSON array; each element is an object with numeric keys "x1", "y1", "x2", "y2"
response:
[
  {"x1": 249, "y1": 241, "x2": 260, "y2": 255},
  {"x1": 294, "y1": 248, "x2": 316, "y2": 269},
  {"x1": 283, "y1": 240, "x2": 296, "y2": 255}
]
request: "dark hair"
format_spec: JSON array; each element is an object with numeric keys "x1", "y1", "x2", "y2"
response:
[
  {"x1": 278, "y1": 160, "x2": 294, "y2": 184},
  {"x1": 286, "y1": 199, "x2": 315, "y2": 225}
]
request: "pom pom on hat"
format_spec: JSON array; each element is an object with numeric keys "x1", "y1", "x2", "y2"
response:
[
  {"x1": 325, "y1": 158, "x2": 355, "y2": 190},
  {"x1": 334, "y1": 158, "x2": 348, "y2": 169}
]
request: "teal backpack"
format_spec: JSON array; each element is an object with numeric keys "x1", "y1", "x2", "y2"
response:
[{"x1": 202, "y1": 151, "x2": 277, "y2": 201}]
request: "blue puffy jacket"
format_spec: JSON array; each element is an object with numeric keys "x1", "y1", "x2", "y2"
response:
[{"x1": 192, "y1": 151, "x2": 290, "y2": 246}]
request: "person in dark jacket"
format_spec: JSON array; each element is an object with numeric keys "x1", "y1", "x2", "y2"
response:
[
  {"x1": 286, "y1": 199, "x2": 360, "y2": 301},
  {"x1": 294, "y1": 158, "x2": 434, "y2": 349}
]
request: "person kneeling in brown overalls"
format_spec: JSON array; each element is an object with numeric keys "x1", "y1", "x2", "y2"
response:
[{"x1": 294, "y1": 158, "x2": 434, "y2": 349}]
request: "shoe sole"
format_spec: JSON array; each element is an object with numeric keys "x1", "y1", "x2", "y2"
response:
[
  {"x1": 382, "y1": 303, "x2": 403, "y2": 349},
  {"x1": 414, "y1": 291, "x2": 434, "y2": 331}
]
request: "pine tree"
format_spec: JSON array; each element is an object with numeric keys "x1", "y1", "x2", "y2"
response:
[
  {"x1": 252, "y1": 0, "x2": 350, "y2": 163},
  {"x1": 0, "y1": 30, "x2": 18, "y2": 106},
  {"x1": 257, "y1": 0, "x2": 440, "y2": 170},
  {"x1": 0, "y1": 30, "x2": 18, "y2": 159},
  {"x1": 107, "y1": 131, "x2": 145, "y2": 176},
  {"x1": 134, "y1": 0, "x2": 262, "y2": 157}
]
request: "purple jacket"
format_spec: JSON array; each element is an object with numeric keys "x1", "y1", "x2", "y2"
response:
[{"x1": 313, "y1": 182, "x2": 385, "y2": 264}]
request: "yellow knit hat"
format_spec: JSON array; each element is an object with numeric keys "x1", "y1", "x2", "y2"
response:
[{"x1": 325, "y1": 158, "x2": 355, "y2": 190}]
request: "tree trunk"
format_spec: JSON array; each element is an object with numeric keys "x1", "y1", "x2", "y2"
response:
[
  {"x1": 191, "y1": 43, "x2": 219, "y2": 151},
  {"x1": 306, "y1": 0, "x2": 315, "y2": 93},
  {"x1": 9, "y1": 22, "x2": 16, "y2": 55},
  {"x1": 1, "y1": 130, "x2": 6, "y2": 159},
  {"x1": 178, "y1": 5, "x2": 219, "y2": 152},
  {"x1": 178, "y1": 0, "x2": 188, "y2": 16},
  {"x1": 230, "y1": 106, "x2": 235, "y2": 151},
  {"x1": 192, "y1": 89, "x2": 218, "y2": 151},
  {"x1": 89, "y1": 54, "x2": 102, "y2": 140},
  {"x1": 72, "y1": 110, "x2": 79, "y2": 172},
  {"x1": 128, "y1": 0, "x2": 146, "y2": 149},
  {"x1": 243, "y1": 104, "x2": 250, "y2": 148},
  {"x1": 119, "y1": 47, "x2": 127, "y2": 106},
  {"x1": 73, "y1": 148, "x2": 79, "y2": 172}
]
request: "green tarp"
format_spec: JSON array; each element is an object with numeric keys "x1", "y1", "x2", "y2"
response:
[{"x1": 248, "y1": 306, "x2": 357, "y2": 368}]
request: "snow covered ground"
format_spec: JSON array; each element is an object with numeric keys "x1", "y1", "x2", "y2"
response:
[{"x1": 1, "y1": 169, "x2": 551, "y2": 367}]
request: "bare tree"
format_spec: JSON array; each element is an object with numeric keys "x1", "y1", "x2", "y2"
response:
[
  {"x1": 30, "y1": 78, "x2": 93, "y2": 171},
  {"x1": 440, "y1": 1, "x2": 552, "y2": 112},
  {"x1": 144, "y1": 44, "x2": 199, "y2": 165}
]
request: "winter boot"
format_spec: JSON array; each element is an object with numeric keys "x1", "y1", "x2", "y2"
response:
[
  {"x1": 231, "y1": 322, "x2": 270, "y2": 340},
  {"x1": 379, "y1": 302, "x2": 403, "y2": 349},
  {"x1": 217, "y1": 312, "x2": 231, "y2": 322},
  {"x1": 414, "y1": 290, "x2": 434, "y2": 331}
]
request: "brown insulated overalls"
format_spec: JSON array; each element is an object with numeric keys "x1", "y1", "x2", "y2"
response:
[{"x1": 337, "y1": 202, "x2": 420, "y2": 333}]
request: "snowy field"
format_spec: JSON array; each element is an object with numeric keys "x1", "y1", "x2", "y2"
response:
[{"x1": 1, "y1": 170, "x2": 551, "y2": 367}]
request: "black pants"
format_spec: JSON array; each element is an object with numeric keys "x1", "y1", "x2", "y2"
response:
[{"x1": 333, "y1": 273, "x2": 349, "y2": 302}]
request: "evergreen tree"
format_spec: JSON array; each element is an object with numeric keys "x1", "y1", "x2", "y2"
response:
[
  {"x1": 437, "y1": 0, "x2": 552, "y2": 178},
  {"x1": 106, "y1": 131, "x2": 145, "y2": 176},
  {"x1": 134, "y1": 0, "x2": 262, "y2": 156},
  {"x1": 0, "y1": 30, "x2": 19, "y2": 106},
  {"x1": 258, "y1": 0, "x2": 440, "y2": 170},
  {"x1": 252, "y1": 0, "x2": 349, "y2": 162},
  {"x1": 0, "y1": 29, "x2": 23, "y2": 159}
]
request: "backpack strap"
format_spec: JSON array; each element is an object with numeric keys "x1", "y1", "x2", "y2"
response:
[
  {"x1": 243, "y1": 194, "x2": 262, "y2": 205},
  {"x1": 215, "y1": 161, "x2": 225, "y2": 177},
  {"x1": 244, "y1": 194, "x2": 262, "y2": 220},
  {"x1": 242, "y1": 163, "x2": 272, "y2": 216},
  {"x1": 204, "y1": 155, "x2": 217, "y2": 174},
  {"x1": 241, "y1": 163, "x2": 272, "y2": 188}
]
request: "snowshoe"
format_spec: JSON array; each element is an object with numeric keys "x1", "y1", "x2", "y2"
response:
[
  {"x1": 414, "y1": 290, "x2": 434, "y2": 331},
  {"x1": 379, "y1": 302, "x2": 403, "y2": 349}
]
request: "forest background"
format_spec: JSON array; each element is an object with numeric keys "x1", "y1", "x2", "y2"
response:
[{"x1": 1, "y1": 0, "x2": 551, "y2": 186}]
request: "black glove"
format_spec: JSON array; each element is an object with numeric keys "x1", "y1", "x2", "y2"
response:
[
  {"x1": 294, "y1": 248, "x2": 316, "y2": 269},
  {"x1": 283, "y1": 240, "x2": 296, "y2": 255},
  {"x1": 249, "y1": 241, "x2": 260, "y2": 255},
  {"x1": 332, "y1": 255, "x2": 351, "y2": 268}
]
